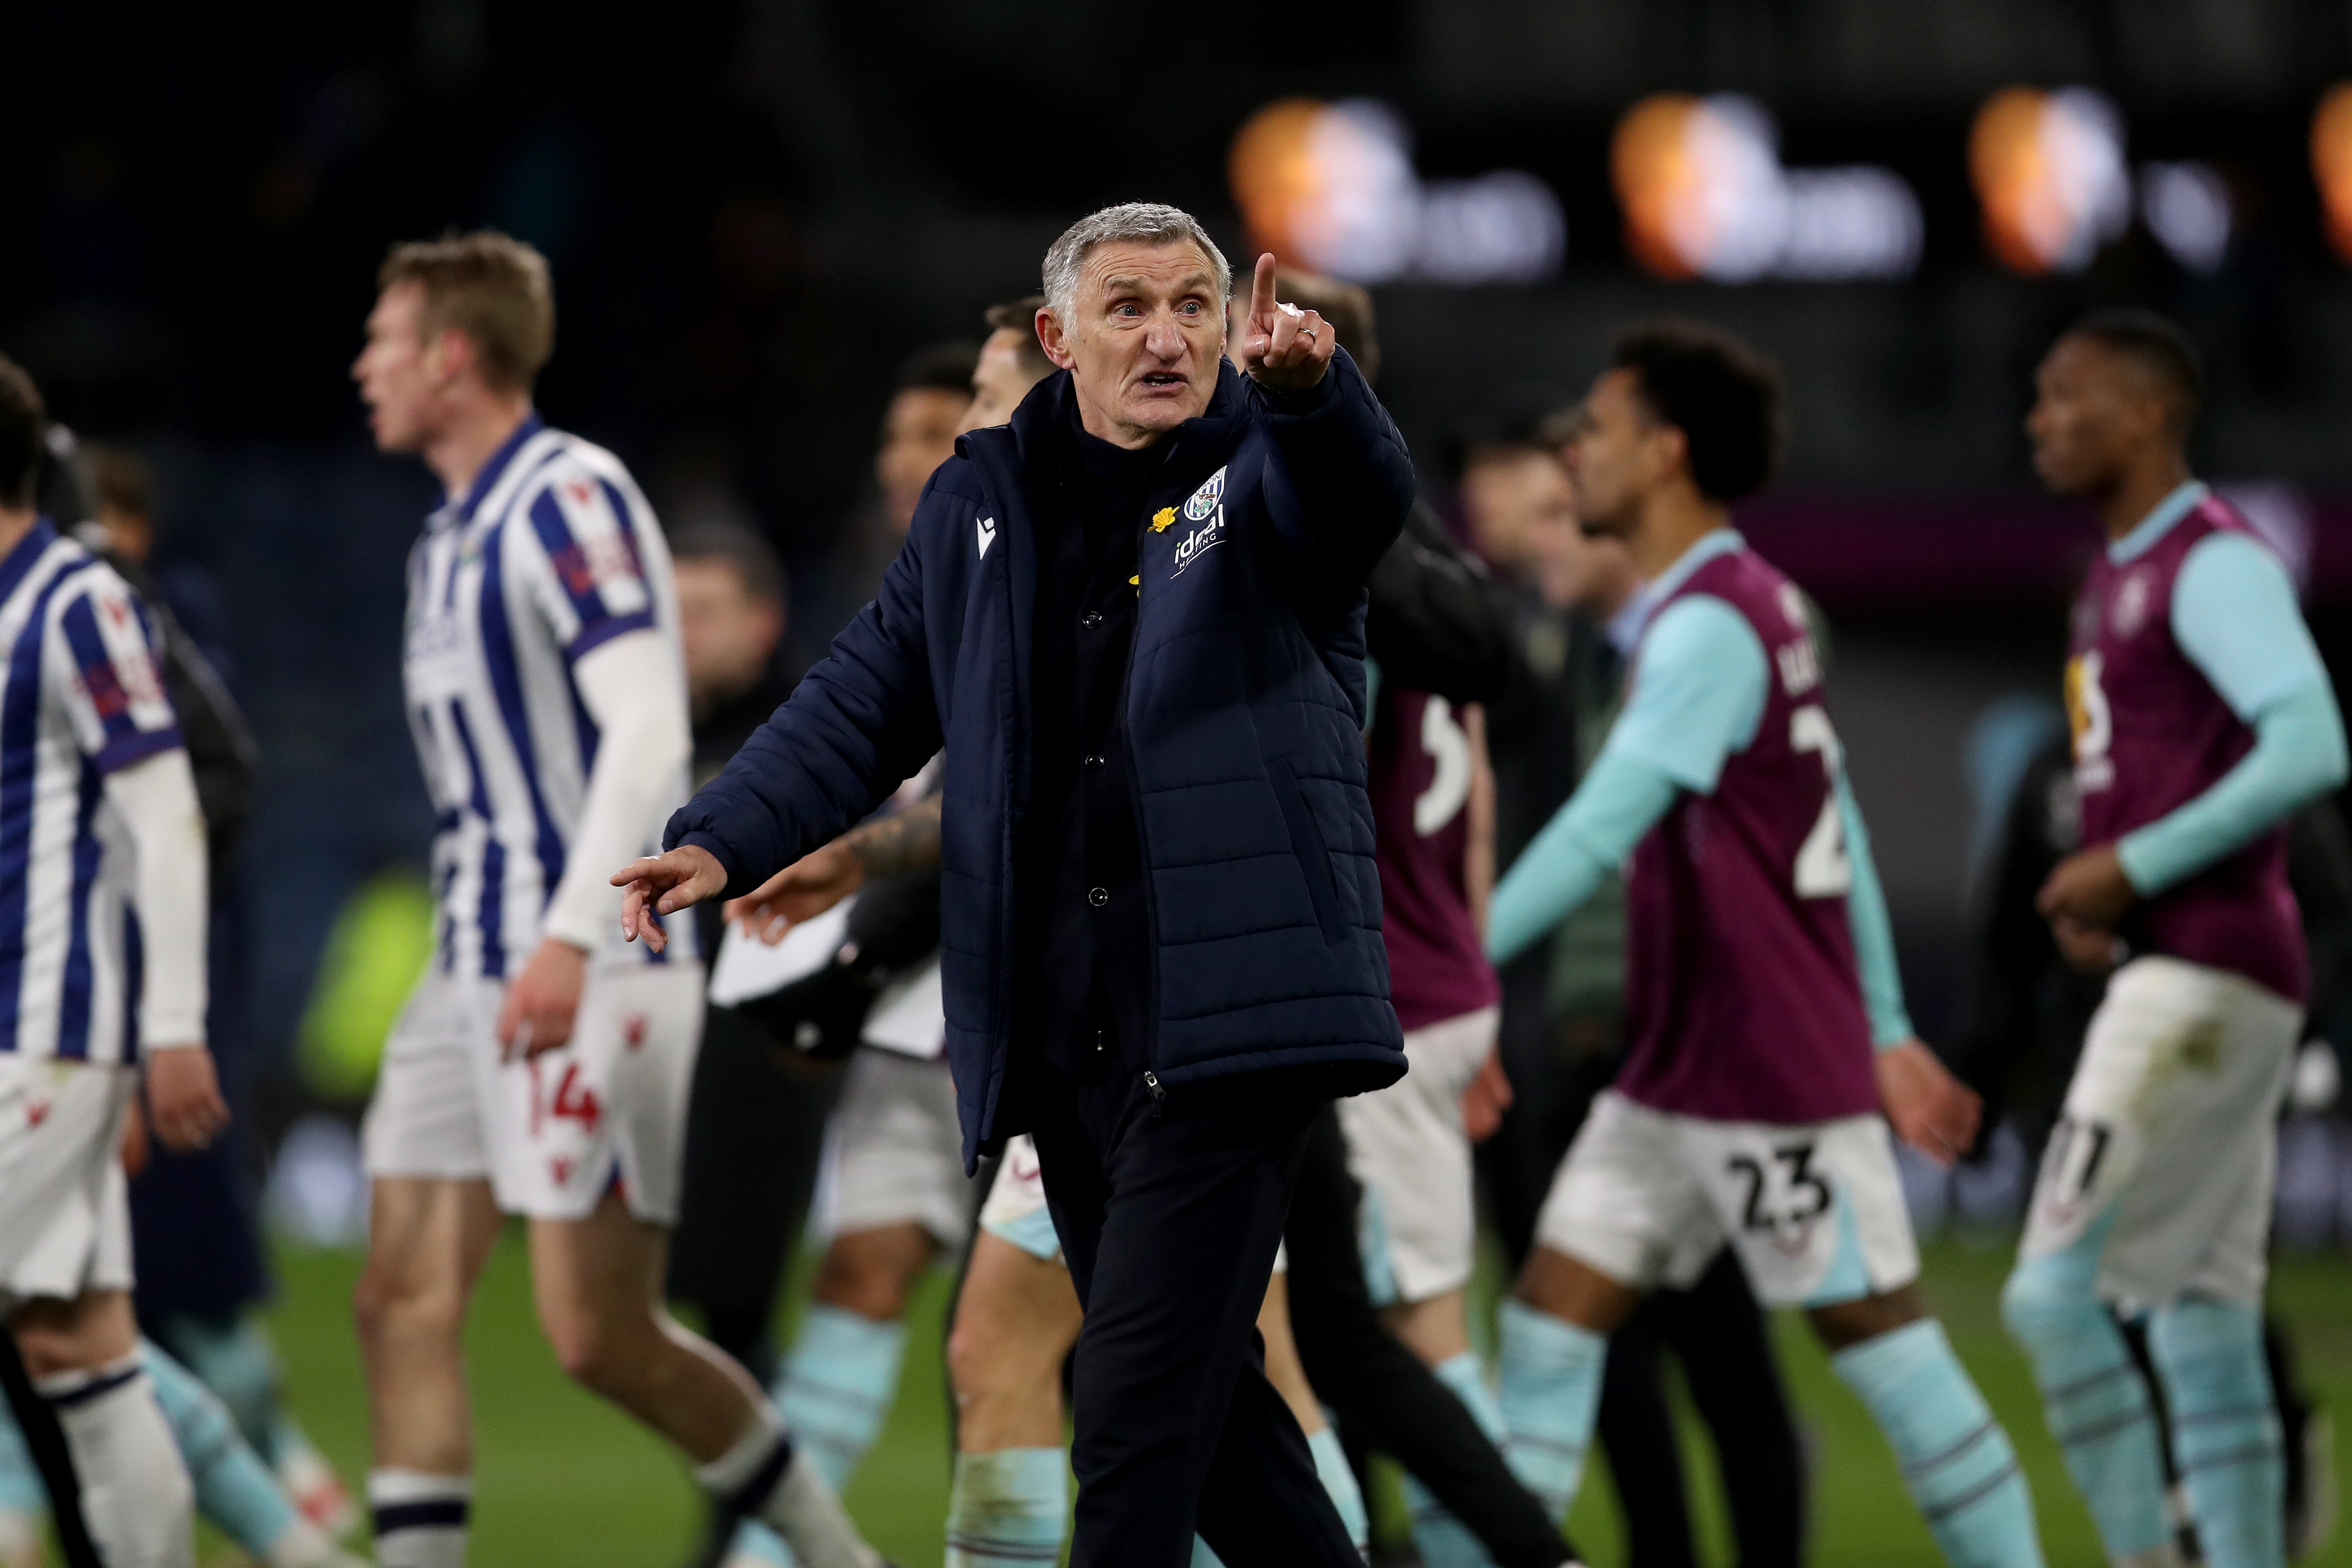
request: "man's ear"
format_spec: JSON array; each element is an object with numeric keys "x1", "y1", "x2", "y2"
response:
[
  {"x1": 424, "y1": 325, "x2": 485, "y2": 391},
  {"x1": 1036, "y1": 307, "x2": 1078, "y2": 372}
]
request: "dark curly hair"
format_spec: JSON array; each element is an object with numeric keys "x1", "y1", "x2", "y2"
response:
[{"x1": 1612, "y1": 320, "x2": 1786, "y2": 502}]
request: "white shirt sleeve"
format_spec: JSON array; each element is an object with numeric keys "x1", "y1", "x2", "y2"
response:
[
  {"x1": 104, "y1": 749, "x2": 209, "y2": 1046},
  {"x1": 539, "y1": 628, "x2": 693, "y2": 950}
]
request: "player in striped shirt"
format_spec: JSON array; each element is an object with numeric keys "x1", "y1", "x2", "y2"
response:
[
  {"x1": 348, "y1": 233, "x2": 880, "y2": 1568},
  {"x1": 0, "y1": 355, "x2": 226, "y2": 1567}
]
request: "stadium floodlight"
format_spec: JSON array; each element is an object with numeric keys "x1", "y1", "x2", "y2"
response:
[
  {"x1": 2312, "y1": 84, "x2": 2352, "y2": 264},
  {"x1": 1611, "y1": 93, "x2": 1923, "y2": 283},
  {"x1": 1970, "y1": 87, "x2": 2132, "y2": 274},
  {"x1": 1229, "y1": 98, "x2": 1565, "y2": 285},
  {"x1": 2140, "y1": 161, "x2": 2233, "y2": 274}
]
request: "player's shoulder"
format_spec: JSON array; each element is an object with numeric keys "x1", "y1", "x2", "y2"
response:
[
  {"x1": 487, "y1": 423, "x2": 639, "y2": 522},
  {"x1": 39, "y1": 538, "x2": 139, "y2": 616}
]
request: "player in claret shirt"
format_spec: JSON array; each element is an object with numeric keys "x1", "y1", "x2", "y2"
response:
[
  {"x1": 2005, "y1": 311, "x2": 2347, "y2": 1568},
  {"x1": 1485, "y1": 321, "x2": 2046, "y2": 1568}
]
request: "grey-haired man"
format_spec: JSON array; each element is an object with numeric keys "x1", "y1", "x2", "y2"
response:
[{"x1": 616, "y1": 204, "x2": 1413, "y2": 1565}]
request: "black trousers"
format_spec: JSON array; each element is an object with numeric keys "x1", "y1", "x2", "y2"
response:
[
  {"x1": 1284, "y1": 1106, "x2": 1569, "y2": 1568},
  {"x1": 1030, "y1": 1061, "x2": 1358, "y2": 1568},
  {"x1": 665, "y1": 1005, "x2": 842, "y2": 1384}
]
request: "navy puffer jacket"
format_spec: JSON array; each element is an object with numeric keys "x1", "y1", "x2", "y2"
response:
[{"x1": 668, "y1": 353, "x2": 1413, "y2": 1163}]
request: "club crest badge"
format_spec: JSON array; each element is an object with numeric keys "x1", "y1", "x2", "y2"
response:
[{"x1": 1183, "y1": 467, "x2": 1227, "y2": 522}]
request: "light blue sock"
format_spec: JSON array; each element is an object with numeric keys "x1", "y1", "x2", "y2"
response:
[
  {"x1": 776, "y1": 1303, "x2": 907, "y2": 1491},
  {"x1": 0, "y1": 1402, "x2": 44, "y2": 1513},
  {"x1": 1496, "y1": 1299, "x2": 1605, "y2": 1522},
  {"x1": 2149, "y1": 1300, "x2": 2284, "y2": 1568},
  {"x1": 1309, "y1": 1425, "x2": 1370, "y2": 1558},
  {"x1": 724, "y1": 1304, "x2": 910, "y2": 1565},
  {"x1": 946, "y1": 1447, "x2": 1067, "y2": 1568},
  {"x1": 162, "y1": 1312, "x2": 283, "y2": 1460},
  {"x1": 1402, "y1": 1351, "x2": 1502, "y2": 1566},
  {"x1": 2001, "y1": 1248, "x2": 2171, "y2": 1560},
  {"x1": 141, "y1": 1338, "x2": 298, "y2": 1556},
  {"x1": 1833, "y1": 1319, "x2": 2045, "y2": 1568}
]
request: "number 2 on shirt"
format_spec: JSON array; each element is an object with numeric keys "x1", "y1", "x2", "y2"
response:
[{"x1": 1790, "y1": 705, "x2": 1853, "y2": 898}]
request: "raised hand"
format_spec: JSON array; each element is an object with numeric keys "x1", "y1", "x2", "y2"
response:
[
  {"x1": 610, "y1": 843, "x2": 729, "y2": 954},
  {"x1": 1234, "y1": 252, "x2": 1338, "y2": 394}
]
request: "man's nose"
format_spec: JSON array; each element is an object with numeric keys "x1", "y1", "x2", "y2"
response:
[{"x1": 1143, "y1": 311, "x2": 1188, "y2": 360}]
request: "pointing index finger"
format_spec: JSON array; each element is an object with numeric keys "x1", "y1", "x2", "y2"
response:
[{"x1": 1250, "y1": 252, "x2": 1277, "y2": 322}]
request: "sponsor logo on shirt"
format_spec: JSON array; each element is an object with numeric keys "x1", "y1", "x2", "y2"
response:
[{"x1": 1171, "y1": 509, "x2": 1224, "y2": 577}]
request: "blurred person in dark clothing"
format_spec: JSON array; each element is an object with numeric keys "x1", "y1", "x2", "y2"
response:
[
  {"x1": 967, "y1": 297, "x2": 1055, "y2": 430},
  {"x1": 800, "y1": 344, "x2": 978, "y2": 651},
  {"x1": 664, "y1": 523, "x2": 843, "y2": 1402}
]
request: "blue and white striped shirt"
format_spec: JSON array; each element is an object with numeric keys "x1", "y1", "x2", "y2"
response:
[
  {"x1": 0, "y1": 521, "x2": 185, "y2": 1064},
  {"x1": 403, "y1": 416, "x2": 694, "y2": 978}
]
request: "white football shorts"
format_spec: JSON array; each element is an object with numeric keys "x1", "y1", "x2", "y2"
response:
[
  {"x1": 816, "y1": 1048, "x2": 972, "y2": 1249},
  {"x1": 2019, "y1": 954, "x2": 2299, "y2": 1309},
  {"x1": 1338, "y1": 1005, "x2": 1496, "y2": 1305},
  {"x1": 363, "y1": 963, "x2": 704, "y2": 1224},
  {"x1": 1535, "y1": 1088, "x2": 1920, "y2": 1308},
  {"x1": 0, "y1": 1056, "x2": 134, "y2": 1304},
  {"x1": 978, "y1": 1133, "x2": 1062, "y2": 1262},
  {"x1": 976, "y1": 1130, "x2": 1286, "y2": 1275}
]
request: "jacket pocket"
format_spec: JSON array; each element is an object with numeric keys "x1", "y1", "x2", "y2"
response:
[{"x1": 1271, "y1": 758, "x2": 1349, "y2": 946}]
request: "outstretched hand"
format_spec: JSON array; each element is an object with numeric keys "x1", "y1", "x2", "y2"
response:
[
  {"x1": 1234, "y1": 253, "x2": 1338, "y2": 394},
  {"x1": 724, "y1": 840, "x2": 866, "y2": 945},
  {"x1": 1875, "y1": 1038, "x2": 1982, "y2": 1167},
  {"x1": 610, "y1": 844, "x2": 729, "y2": 954}
]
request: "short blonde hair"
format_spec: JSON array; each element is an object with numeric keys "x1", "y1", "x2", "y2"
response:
[{"x1": 378, "y1": 230, "x2": 555, "y2": 393}]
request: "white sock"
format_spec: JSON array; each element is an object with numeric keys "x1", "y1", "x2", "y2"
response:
[
  {"x1": 368, "y1": 1469, "x2": 471, "y2": 1568},
  {"x1": 37, "y1": 1356, "x2": 195, "y2": 1568},
  {"x1": 695, "y1": 1410, "x2": 876, "y2": 1568},
  {"x1": 264, "y1": 1514, "x2": 359, "y2": 1568}
]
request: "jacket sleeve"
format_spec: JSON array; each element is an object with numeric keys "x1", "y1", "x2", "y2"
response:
[
  {"x1": 663, "y1": 484, "x2": 954, "y2": 897},
  {"x1": 1254, "y1": 348, "x2": 1416, "y2": 592},
  {"x1": 1363, "y1": 498, "x2": 1517, "y2": 703}
]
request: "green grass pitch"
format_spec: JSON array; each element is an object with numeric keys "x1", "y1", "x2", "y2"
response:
[{"x1": 251, "y1": 1235, "x2": 2352, "y2": 1566}]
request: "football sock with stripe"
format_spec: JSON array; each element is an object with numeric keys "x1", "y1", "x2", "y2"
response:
[
  {"x1": 368, "y1": 1471, "x2": 470, "y2": 1568},
  {"x1": 1496, "y1": 1299, "x2": 1605, "y2": 1522},
  {"x1": 38, "y1": 1356, "x2": 195, "y2": 1568},
  {"x1": 1403, "y1": 1351, "x2": 1503, "y2": 1567},
  {"x1": 778, "y1": 1305, "x2": 907, "y2": 1492},
  {"x1": 1832, "y1": 1318, "x2": 2044, "y2": 1568},
  {"x1": 2001, "y1": 1248, "x2": 2174, "y2": 1564},
  {"x1": 696, "y1": 1409, "x2": 876, "y2": 1568},
  {"x1": 945, "y1": 1446, "x2": 1066, "y2": 1568},
  {"x1": 2149, "y1": 1300, "x2": 2284, "y2": 1568}
]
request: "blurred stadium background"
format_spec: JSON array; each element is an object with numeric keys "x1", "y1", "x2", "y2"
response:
[{"x1": 7, "y1": 0, "x2": 2352, "y2": 1560}]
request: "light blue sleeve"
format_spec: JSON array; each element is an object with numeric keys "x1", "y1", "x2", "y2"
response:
[
  {"x1": 2114, "y1": 536, "x2": 2351, "y2": 895},
  {"x1": 1487, "y1": 746, "x2": 1681, "y2": 966},
  {"x1": 1835, "y1": 773, "x2": 1914, "y2": 1047},
  {"x1": 2117, "y1": 685, "x2": 2349, "y2": 895},
  {"x1": 1607, "y1": 596, "x2": 1769, "y2": 791},
  {"x1": 2170, "y1": 534, "x2": 2329, "y2": 719},
  {"x1": 1485, "y1": 596, "x2": 1766, "y2": 966}
]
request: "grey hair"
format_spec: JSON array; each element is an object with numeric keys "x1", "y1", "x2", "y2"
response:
[{"x1": 1041, "y1": 202, "x2": 1231, "y2": 325}]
